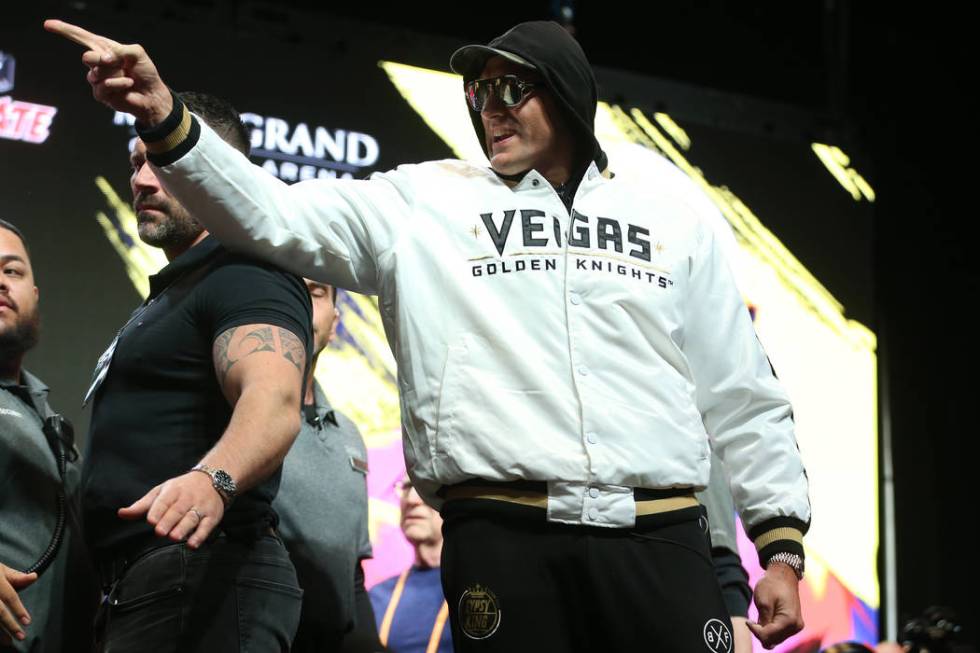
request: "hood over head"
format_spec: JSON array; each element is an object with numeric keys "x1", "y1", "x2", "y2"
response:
[{"x1": 450, "y1": 21, "x2": 608, "y2": 175}]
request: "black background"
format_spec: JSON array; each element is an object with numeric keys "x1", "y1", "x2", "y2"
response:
[{"x1": 2, "y1": 0, "x2": 974, "y2": 645}]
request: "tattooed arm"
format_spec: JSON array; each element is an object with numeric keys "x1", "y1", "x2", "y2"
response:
[
  {"x1": 118, "y1": 322, "x2": 306, "y2": 547},
  {"x1": 205, "y1": 322, "x2": 306, "y2": 485}
]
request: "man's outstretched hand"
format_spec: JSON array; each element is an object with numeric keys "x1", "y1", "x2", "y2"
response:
[{"x1": 43, "y1": 19, "x2": 173, "y2": 126}]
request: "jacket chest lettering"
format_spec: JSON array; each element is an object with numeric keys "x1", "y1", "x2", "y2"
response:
[{"x1": 478, "y1": 208, "x2": 652, "y2": 261}]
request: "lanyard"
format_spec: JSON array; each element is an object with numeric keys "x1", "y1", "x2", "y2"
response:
[
  {"x1": 83, "y1": 298, "x2": 153, "y2": 406},
  {"x1": 378, "y1": 569, "x2": 449, "y2": 653}
]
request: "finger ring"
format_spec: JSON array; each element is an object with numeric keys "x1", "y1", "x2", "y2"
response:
[{"x1": 190, "y1": 508, "x2": 204, "y2": 521}]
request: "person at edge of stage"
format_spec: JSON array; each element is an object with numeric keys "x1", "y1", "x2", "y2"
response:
[
  {"x1": 1, "y1": 220, "x2": 94, "y2": 651},
  {"x1": 369, "y1": 474, "x2": 452, "y2": 653}
]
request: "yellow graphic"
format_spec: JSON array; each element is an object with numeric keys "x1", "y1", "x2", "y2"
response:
[
  {"x1": 653, "y1": 112, "x2": 691, "y2": 150},
  {"x1": 812, "y1": 143, "x2": 876, "y2": 202},
  {"x1": 94, "y1": 176, "x2": 168, "y2": 298},
  {"x1": 379, "y1": 61, "x2": 488, "y2": 165}
]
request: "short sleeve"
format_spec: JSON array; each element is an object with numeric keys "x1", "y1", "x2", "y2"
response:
[{"x1": 196, "y1": 255, "x2": 313, "y2": 364}]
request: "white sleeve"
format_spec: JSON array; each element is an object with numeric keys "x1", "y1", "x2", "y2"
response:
[
  {"x1": 682, "y1": 219, "x2": 811, "y2": 542},
  {"x1": 153, "y1": 118, "x2": 412, "y2": 294}
]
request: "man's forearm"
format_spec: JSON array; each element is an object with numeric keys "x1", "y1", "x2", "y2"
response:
[{"x1": 199, "y1": 383, "x2": 301, "y2": 492}]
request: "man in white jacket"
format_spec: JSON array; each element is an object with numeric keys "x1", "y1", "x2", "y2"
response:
[{"x1": 49, "y1": 18, "x2": 810, "y2": 652}]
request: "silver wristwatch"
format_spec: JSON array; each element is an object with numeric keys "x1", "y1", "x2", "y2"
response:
[
  {"x1": 767, "y1": 552, "x2": 805, "y2": 580},
  {"x1": 191, "y1": 463, "x2": 237, "y2": 506}
]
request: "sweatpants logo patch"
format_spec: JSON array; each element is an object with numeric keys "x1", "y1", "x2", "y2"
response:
[
  {"x1": 703, "y1": 618, "x2": 733, "y2": 653},
  {"x1": 458, "y1": 584, "x2": 501, "y2": 639}
]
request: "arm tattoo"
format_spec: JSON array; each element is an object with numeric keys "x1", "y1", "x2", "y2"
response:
[
  {"x1": 242, "y1": 326, "x2": 277, "y2": 354},
  {"x1": 213, "y1": 325, "x2": 277, "y2": 384},
  {"x1": 214, "y1": 329, "x2": 235, "y2": 383},
  {"x1": 278, "y1": 327, "x2": 306, "y2": 374}
]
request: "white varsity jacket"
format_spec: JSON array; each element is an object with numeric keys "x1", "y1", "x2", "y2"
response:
[{"x1": 140, "y1": 102, "x2": 810, "y2": 559}]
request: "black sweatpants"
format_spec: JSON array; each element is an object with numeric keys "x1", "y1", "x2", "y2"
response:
[{"x1": 440, "y1": 500, "x2": 734, "y2": 653}]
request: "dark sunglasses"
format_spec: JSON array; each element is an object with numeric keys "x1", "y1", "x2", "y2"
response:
[{"x1": 465, "y1": 75, "x2": 540, "y2": 112}]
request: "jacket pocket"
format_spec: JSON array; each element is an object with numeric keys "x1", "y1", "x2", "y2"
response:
[{"x1": 431, "y1": 335, "x2": 473, "y2": 476}]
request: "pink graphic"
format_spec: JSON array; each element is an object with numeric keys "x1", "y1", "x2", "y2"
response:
[
  {"x1": 362, "y1": 433, "x2": 414, "y2": 589},
  {"x1": 0, "y1": 96, "x2": 57, "y2": 143}
]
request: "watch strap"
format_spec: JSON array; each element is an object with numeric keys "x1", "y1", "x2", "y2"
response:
[
  {"x1": 191, "y1": 463, "x2": 237, "y2": 506},
  {"x1": 767, "y1": 551, "x2": 805, "y2": 580}
]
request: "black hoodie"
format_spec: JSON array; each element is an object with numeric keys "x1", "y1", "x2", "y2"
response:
[{"x1": 449, "y1": 21, "x2": 608, "y2": 179}]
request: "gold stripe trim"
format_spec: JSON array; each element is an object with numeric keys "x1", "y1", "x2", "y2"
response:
[
  {"x1": 635, "y1": 495, "x2": 699, "y2": 515},
  {"x1": 442, "y1": 486, "x2": 698, "y2": 516},
  {"x1": 144, "y1": 104, "x2": 192, "y2": 155},
  {"x1": 441, "y1": 486, "x2": 549, "y2": 508},
  {"x1": 753, "y1": 527, "x2": 804, "y2": 551},
  {"x1": 466, "y1": 249, "x2": 672, "y2": 274}
]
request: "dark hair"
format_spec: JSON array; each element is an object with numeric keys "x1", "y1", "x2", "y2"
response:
[
  {"x1": 0, "y1": 219, "x2": 30, "y2": 257},
  {"x1": 177, "y1": 91, "x2": 251, "y2": 156}
]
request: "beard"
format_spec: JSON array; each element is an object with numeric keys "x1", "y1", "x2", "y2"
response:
[
  {"x1": 0, "y1": 308, "x2": 40, "y2": 360},
  {"x1": 136, "y1": 197, "x2": 204, "y2": 251}
]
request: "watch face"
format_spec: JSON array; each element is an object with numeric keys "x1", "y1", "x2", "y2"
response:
[{"x1": 213, "y1": 469, "x2": 236, "y2": 493}]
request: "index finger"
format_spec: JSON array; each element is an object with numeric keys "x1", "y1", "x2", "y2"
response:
[{"x1": 43, "y1": 19, "x2": 118, "y2": 51}]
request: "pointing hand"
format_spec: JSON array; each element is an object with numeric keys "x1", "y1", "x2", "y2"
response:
[{"x1": 44, "y1": 19, "x2": 173, "y2": 126}]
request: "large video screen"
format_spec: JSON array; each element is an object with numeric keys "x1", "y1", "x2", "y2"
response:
[{"x1": 2, "y1": 12, "x2": 876, "y2": 651}]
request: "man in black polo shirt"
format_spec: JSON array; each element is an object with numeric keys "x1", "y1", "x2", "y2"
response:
[{"x1": 82, "y1": 93, "x2": 312, "y2": 652}]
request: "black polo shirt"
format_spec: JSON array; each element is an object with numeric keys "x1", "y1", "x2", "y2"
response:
[{"x1": 82, "y1": 235, "x2": 312, "y2": 562}]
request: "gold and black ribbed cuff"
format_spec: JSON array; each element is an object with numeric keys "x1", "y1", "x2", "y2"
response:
[
  {"x1": 135, "y1": 90, "x2": 200, "y2": 167},
  {"x1": 749, "y1": 516, "x2": 809, "y2": 567}
]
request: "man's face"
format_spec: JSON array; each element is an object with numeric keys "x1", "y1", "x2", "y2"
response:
[
  {"x1": 305, "y1": 279, "x2": 339, "y2": 356},
  {"x1": 129, "y1": 139, "x2": 204, "y2": 250},
  {"x1": 0, "y1": 228, "x2": 40, "y2": 359},
  {"x1": 399, "y1": 478, "x2": 443, "y2": 548},
  {"x1": 478, "y1": 56, "x2": 575, "y2": 181}
]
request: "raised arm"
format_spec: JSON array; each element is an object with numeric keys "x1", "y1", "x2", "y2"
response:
[{"x1": 46, "y1": 19, "x2": 412, "y2": 293}]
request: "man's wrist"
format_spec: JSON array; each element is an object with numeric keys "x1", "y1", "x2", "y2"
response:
[
  {"x1": 134, "y1": 88, "x2": 178, "y2": 132},
  {"x1": 190, "y1": 463, "x2": 237, "y2": 506},
  {"x1": 766, "y1": 552, "x2": 805, "y2": 581},
  {"x1": 139, "y1": 106, "x2": 171, "y2": 129},
  {"x1": 135, "y1": 90, "x2": 201, "y2": 166}
]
